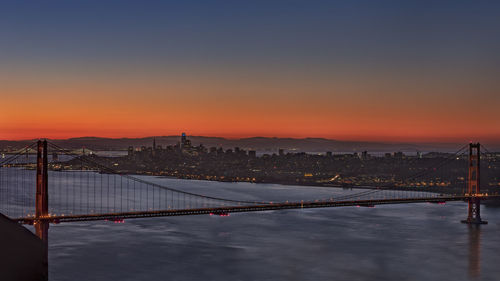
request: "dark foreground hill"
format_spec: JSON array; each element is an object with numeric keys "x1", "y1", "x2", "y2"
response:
[{"x1": 0, "y1": 214, "x2": 46, "y2": 281}]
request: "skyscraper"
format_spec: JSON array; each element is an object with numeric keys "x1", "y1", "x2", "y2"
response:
[{"x1": 181, "y1": 133, "x2": 187, "y2": 145}]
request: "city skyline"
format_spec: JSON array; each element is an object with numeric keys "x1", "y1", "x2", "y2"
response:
[{"x1": 1, "y1": 1, "x2": 499, "y2": 143}]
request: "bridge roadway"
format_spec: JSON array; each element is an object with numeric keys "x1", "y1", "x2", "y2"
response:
[{"x1": 15, "y1": 195, "x2": 500, "y2": 224}]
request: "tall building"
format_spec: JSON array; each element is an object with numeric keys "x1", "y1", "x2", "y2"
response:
[
  {"x1": 181, "y1": 133, "x2": 187, "y2": 145},
  {"x1": 152, "y1": 137, "x2": 157, "y2": 157},
  {"x1": 180, "y1": 132, "x2": 191, "y2": 150}
]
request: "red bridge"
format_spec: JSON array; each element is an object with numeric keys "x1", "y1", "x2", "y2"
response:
[{"x1": 0, "y1": 140, "x2": 498, "y2": 279}]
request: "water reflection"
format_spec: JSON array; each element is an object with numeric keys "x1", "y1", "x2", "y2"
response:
[
  {"x1": 468, "y1": 225, "x2": 482, "y2": 279},
  {"x1": 13, "y1": 176, "x2": 500, "y2": 281}
]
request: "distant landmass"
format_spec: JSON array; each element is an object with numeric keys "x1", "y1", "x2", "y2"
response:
[{"x1": 0, "y1": 135, "x2": 488, "y2": 153}]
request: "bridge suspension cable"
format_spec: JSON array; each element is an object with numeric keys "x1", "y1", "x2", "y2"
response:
[
  {"x1": 0, "y1": 140, "x2": 492, "y2": 224},
  {"x1": 46, "y1": 141, "x2": 473, "y2": 212},
  {"x1": 47, "y1": 142, "x2": 263, "y2": 207},
  {"x1": 0, "y1": 142, "x2": 38, "y2": 166}
]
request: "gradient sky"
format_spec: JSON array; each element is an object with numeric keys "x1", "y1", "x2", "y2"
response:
[{"x1": 1, "y1": 0, "x2": 499, "y2": 143}]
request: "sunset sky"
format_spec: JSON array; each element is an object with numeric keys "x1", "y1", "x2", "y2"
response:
[{"x1": 1, "y1": 1, "x2": 499, "y2": 143}]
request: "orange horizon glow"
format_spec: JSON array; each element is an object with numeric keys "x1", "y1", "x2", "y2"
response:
[
  {"x1": 2, "y1": 122, "x2": 499, "y2": 145},
  {"x1": 3, "y1": 105, "x2": 499, "y2": 143},
  {"x1": 1, "y1": 63, "x2": 499, "y2": 144},
  {"x1": 3, "y1": 133, "x2": 500, "y2": 144}
]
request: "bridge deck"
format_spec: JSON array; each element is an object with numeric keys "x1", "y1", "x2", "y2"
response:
[{"x1": 15, "y1": 195, "x2": 500, "y2": 224}]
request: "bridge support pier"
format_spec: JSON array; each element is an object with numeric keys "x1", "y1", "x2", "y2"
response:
[
  {"x1": 35, "y1": 140, "x2": 49, "y2": 278},
  {"x1": 462, "y1": 143, "x2": 487, "y2": 225},
  {"x1": 462, "y1": 197, "x2": 487, "y2": 224}
]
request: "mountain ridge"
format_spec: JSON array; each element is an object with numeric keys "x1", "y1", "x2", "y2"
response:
[{"x1": 0, "y1": 135, "x2": 479, "y2": 153}]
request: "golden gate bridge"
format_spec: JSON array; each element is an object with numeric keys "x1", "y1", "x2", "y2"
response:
[{"x1": 0, "y1": 140, "x2": 498, "y2": 273}]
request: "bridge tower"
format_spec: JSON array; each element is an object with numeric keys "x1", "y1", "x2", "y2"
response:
[
  {"x1": 462, "y1": 143, "x2": 487, "y2": 224},
  {"x1": 35, "y1": 140, "x2": 49, "y2": 239},
  {"x1": 35, "y1": 140, "x2": 49, "y2": 278}
]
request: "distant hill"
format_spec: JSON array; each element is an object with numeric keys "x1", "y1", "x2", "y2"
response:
[{"x1": 0, "y1": 135, "x2": 486, "y2": 154}]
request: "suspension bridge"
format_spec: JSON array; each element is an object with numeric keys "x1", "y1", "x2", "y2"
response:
[{"x1": 0, "y1": 140, "x2": 498, "y2": 247}]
